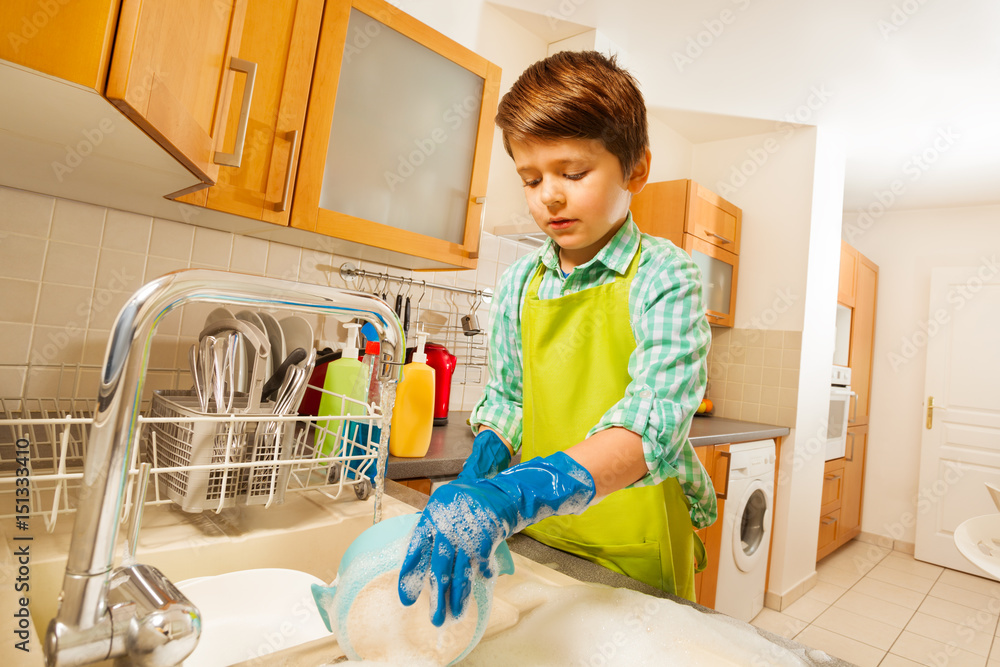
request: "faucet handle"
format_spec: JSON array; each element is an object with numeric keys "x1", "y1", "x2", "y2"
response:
[{"x1": 106, "y1": 563, "x2": 201, "y2": 667}]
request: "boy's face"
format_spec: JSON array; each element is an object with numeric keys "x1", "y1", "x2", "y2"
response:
[{"x1": 509, "y1": 137, "x2": 650, "y2": 269}]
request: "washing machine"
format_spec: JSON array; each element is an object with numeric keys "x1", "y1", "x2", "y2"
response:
[{"x1": 712, "y1": 439, "x2": 775, "y2": 622}]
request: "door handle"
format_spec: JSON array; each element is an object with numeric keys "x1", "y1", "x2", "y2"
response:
[
  {"x1": 821, "y1": 516, "x2": 837, "y2": 526},
  {"x1": 716, "y1": 449, "x2": 731, "y2": 500},
  {"x1": 705, "y1": 230, "x2": 733, "y2": 245},
  {"x1": 927, "y1": 396, "x2": 934, "y2": 429},
  {"x1": 849, "y1": 391, "x2": 858, "y2": 424},
  {"x1": 215, "y1": 57, "x2": 258, "y2": 168},
  {"x1": 276, "y1": 129, "x2": 300, "y2": 212}
]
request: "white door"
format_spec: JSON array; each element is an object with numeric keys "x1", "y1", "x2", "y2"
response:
[{"x1": 914, "y1": 264, "x2": 1000, "y2": 575}]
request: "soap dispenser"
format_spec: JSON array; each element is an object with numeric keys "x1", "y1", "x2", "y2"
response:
[
  {"x1": 389, "y1": 330, "x2": 435, "y2": 458},
  {"x1": 316, "y1": 322, "x2": 367, "y2": 458}
]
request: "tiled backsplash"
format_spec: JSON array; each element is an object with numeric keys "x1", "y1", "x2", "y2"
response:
[
  {"x1": 706, "y1": 327, "x2": 801, "y2": 428},
  {"x1": 0, "y1": 186, "x2": 534, "y2": 410}
]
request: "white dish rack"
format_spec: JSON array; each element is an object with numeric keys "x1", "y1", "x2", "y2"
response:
[{"x1": 0, "y1": 363, "x2": 387, "y2": 532}]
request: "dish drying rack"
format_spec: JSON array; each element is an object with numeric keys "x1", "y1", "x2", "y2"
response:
[{"x1": 0, "y1": 362, "x2": 387, "y2": 533}]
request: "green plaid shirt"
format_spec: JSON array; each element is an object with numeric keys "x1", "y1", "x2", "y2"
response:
[{"x1": 471, "y1": 214, "x2": 716, "y2": 528}]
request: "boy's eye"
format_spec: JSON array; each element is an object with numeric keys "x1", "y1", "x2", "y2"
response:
[
  {"x1": 564, "y1": 172, "x2": 587, "y2": 181},
  {"x1": 522, "y1": 178, "x2": 540, "y2": 188}
]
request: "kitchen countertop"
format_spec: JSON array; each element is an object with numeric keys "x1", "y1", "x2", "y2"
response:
[
  {"x1": 385, "y1": 480, "x2": 847, "y2": 667},
  {"x1": 386, "y1": 412, "x2": 790, "y2": 480}
]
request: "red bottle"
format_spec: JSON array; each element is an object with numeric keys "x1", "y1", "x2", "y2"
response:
[{"x1": 423, "y1": 342, "x2": 457, "y2": 425}]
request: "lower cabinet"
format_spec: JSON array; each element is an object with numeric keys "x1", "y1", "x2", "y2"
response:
[
  {"x1": 694, "y1": 443, "x2": 731, "y2": 608},
  {"x1": 817, "y1": 425, "x2": 867, "y2": 560}
]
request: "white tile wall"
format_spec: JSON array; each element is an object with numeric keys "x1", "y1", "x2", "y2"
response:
[{"x1": 0, "y1": 185, "x2": 536, "y2": 411}]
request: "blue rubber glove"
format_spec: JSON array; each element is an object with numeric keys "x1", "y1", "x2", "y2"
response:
[
  {"x1": 457, "y1": 429, "x2": 512, "y2": 481},
  {"x1": 398, "y1": 451, "x2": 596, "y2": 626}
]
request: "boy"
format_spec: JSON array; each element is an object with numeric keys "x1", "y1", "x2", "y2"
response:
[{"x1": 398, "y1": 50, "x2": 714, "y2": 627}]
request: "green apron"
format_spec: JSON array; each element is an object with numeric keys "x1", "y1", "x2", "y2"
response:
[{"x1": 519, "y1": 244, "x2": 705, "y2": 601}]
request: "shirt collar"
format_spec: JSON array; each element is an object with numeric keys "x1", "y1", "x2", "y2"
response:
[{"x1": 539, "y1": 212, "x2": 641, "y2": 277}]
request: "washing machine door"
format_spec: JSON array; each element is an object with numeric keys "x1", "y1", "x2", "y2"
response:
[{"x1": 732, "y1": 479, "x2": 772, "y2": 573}]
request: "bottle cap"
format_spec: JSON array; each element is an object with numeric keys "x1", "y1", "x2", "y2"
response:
[
  {"x1": 342, "y1": 322, "x2": 362, "y2": 358},
  {"x1": 365, "y1": 340, "x2": 380, "y2": 355},
  {"x1": 412, "y1": 330, "x2": 428, "y2": 364}
]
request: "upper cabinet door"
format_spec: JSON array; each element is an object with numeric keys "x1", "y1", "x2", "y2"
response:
[
  {"x1": 174, "y1": 0, "x2": 324, "y2": 224},
  {"x1": 838, "y1": 240, "x2": 859, "y2": 307},
  {"x1": 106, "y1": 0, "x2": 249, "y2": 185},
  {"x1": 688, "y1": 182, "x2": 741, "y2": 255},
  {"x1": 291, "y1": 0, "x2": 501, "y2": 269}
]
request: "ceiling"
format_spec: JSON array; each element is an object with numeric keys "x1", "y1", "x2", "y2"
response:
[{"x1": 490, "y1": 0, "x2": 1000, "y2": 213}]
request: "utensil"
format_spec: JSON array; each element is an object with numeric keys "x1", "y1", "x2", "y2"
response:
[
  {"x1": 461, "y1": 291, "x2": 482, "y2": 336},
  {"x1": 199, "y1": 335, "x2": 216, "y2": 412},
  {"x1": 279, "y1": 315, "x2": 314, "y2": 359},
  {"x1": 189, "y1": 344, "x2": 207, "y2": 412},
  {"x1": 235, "y1": 310, "x2": 269, "y2": 389},
  {"x1": 261, "y1": 348, "x2": 307, "y2": 403},
  {"x1": 200, "y1": 318, "x2": 271, "y2": 414},
  {"x1": 257, "y1": 311, "x2": 286, "y2": 378}
]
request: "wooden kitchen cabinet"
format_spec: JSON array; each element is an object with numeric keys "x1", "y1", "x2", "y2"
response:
[
  {"x1": 174, "y1": 0, "x2": 324, "y2": 224},
  {"x1": 839, "y1": 425, "x2": 868, "y2": 542},
  {"x1": 1, "y1": 0, "x2": 250, "y2": 187},
  {"x1": 290, "y1": 0, "x2": 501, "y2": 268},
  {"x1": 817, "y1": 426, "x2": 867, "y2": 560},
  {"x1": 838, "y1": 241, "x2": 859, "y2": 307},
  {"x1": 107, "y1": 0, "x2": 248, "y2": 185},
  {"x1": 0, "y1": 0, "x2": 120, "y2": 90},
  {"x1": 693, "y1": 443, "x2": 731, "y2": 608},
  {"x1": 631, "y1": 179, "x2": 742, "y2": 326},
  {"x1": 820, "y1": 242, "x2": 877, "y2": 561},
  {"x1": 849, "y1": 254, "x2": 878, "y2": 425}
]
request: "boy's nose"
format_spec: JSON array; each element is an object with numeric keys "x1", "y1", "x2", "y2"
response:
[{"x1": 541, "y1": 183, "x2": 565, "y2": 208}]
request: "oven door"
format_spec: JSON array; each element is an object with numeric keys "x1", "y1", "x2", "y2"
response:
[{"x1": 825, "y1": 386, "x2": 854, "y2": 460}]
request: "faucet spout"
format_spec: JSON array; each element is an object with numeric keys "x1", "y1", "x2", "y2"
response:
[{"x1": 44, "y1": 269, "x2": 404, "y2": 666}]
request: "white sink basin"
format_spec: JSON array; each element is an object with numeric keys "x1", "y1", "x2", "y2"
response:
[
  {"x1": 176, "y1": 568, "x2": 331, "y2": 666},
  {"x1": 954, "y1": 514, "x2": 1000, "y2": 579}
]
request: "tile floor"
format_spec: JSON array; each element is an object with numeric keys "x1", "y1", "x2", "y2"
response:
[{"x1": 751, "y1": 540, "x2": 1000, "y2": 667}]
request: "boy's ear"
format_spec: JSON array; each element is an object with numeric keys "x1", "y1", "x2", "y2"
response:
[{"x1": 626, "y1": 148, "x2": 652, "y2": 195}]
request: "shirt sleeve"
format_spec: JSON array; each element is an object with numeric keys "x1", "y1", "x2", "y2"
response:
[
  {"x1": 470, "y1": 260, "x2": 528, "y2": 451},
  {"x1": 587, "y1": 245, "x2": 715, "y2": 525}
]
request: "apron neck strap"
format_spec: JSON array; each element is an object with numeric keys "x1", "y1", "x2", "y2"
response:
[{"x1": 527, "y1": 240, "x2": 643, "y2": 298}]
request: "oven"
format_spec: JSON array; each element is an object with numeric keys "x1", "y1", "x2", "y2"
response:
[{"x1": 825, "y1": 365, "x2": 855, "y2": 461}]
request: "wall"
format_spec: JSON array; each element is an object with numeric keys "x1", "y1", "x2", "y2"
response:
[
  {"x1": 689, "y1": 126, "x2": 845, "y2": 604},
  {"x1": 0, "y1": 185, "x2": 533, "y2": 408},
  {"x1": 846, "y1": 203, "x2": 1000, "y2": 545}
]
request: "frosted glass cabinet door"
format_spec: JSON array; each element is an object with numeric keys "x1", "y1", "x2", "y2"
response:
[
  {"x1": 292, "y1": 0, "x2": 501, "y2": 269},
  {"x1": 684, "y1": 234, "x2": 739, "y2": 327},
  {"x1": 320, "y1": 9, "x2": 482, "y2": 246}
]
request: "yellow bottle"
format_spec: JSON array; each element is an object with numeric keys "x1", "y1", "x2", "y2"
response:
[{"x1": 389, "y1": 331, "x2": 435, "y2": 457}]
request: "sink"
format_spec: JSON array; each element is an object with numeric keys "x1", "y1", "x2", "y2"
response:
[
  {"x1": 954, "y1": 514, "x2": 1000, "y2": 579},
  {"x1": 176, "y1": 569, "x2": 330, "y2": 666}
]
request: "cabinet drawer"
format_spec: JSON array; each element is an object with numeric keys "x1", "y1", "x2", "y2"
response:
[
  {"x1": 821, "y1": 461, "x2": 845, "y2": 511},
  {"x1": 688, "y1": 182, "x2": 741, "y2": 254},
  {"x1": 818, "y1": 510, "x2": 840, "y2": 551}
]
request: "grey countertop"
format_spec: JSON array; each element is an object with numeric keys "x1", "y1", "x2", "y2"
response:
[
  {"x1": 384, "y1": 480, "x2": 849, "y2": 667},
  {"x1": 385, "y1": 411, "x2": 790, "y2": 480}
]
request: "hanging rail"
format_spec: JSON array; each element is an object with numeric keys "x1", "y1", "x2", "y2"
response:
[{"x1": 338, "y1": 262, "x2": 493, "y2": 300}]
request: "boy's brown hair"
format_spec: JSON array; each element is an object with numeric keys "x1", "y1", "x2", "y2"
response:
[{"x1": 494, "y1": 50, "x2": 649, "y2": 178}]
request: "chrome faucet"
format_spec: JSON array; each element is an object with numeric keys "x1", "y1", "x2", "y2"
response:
[{"x1": 44, "y1": 269, "x2": 405, "y2": 667}]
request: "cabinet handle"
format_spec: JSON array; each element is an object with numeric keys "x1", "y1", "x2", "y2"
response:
[
  {"x1": 706, "y1": 230, "x2": 733, "y2": 245},
  {"x1": 822, "y1": 516, "x2": 838, "y2": 526},
  {"x1": 215, "y1": 57, "x2": 258, "y2": 168},
  {"x1": 927, "y1": 396, "x2": 934, "y2": 429},
  {"x1": 849, "y1": 390, "x2": 858, "y2": 424},
  {"x1": 706, "y1": 313, "x2": 724, "y2": 320},
  {"x1": 824, "y1": 474, "x2": 841, "y2": 482},
  {"x1": 716, "y1": 449, "x2": 731, "y2": 500},
  {"x1": 845, "y1": 432, "x2": 856, "y2": 462},
  {"x1": 276, "y1": 129, "x2": 300, "y2": 212}
]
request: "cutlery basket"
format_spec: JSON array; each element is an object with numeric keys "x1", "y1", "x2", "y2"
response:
[{"x1": 144, "y1": 390, "x2": 295, "y2": 512}]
